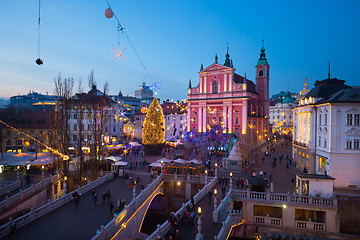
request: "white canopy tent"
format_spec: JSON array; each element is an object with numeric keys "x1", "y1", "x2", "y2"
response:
[
  {"x1": 149, "y1": 162, "x2": 162, "y2": 167},
  {"x1": 114, "y1": 161, "x2": 128, "y2": 166},
  {"x1": 105, "y1": 156, "x2": 123, "y2": 162},
  {"x1": 174, "y1": 159, "x2": 187, "y2": 164},
  {"x1": 189, "y1": 159, "x2": 202, "y2": 164}
]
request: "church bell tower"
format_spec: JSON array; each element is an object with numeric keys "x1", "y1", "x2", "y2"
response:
[{"x1": 255, "y1": 40, "x2": 270, "y2": 116}]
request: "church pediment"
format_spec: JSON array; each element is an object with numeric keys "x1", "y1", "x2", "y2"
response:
[{"x1": 200, "y1": 63, "x2": 233, "y2": 73}]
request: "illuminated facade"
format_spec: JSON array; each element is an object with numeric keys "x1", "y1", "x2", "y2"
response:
[
  {"x1": 187, "y1": 45, "x2": 269, "y2": 141},
  {"x1": 293, "y1": 76, "x2": 360, "y2": 188}
]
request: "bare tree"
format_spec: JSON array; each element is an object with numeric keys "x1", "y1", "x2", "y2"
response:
[
  {"x1": 50, "y1": 73, "x2": 74, "y2": 177},
  {"x1": 77, "y1": 77, "x2": 83, "y2": 94},
  {"x1": 88, "y1": 69, "x2": 96, "y2": 90}
]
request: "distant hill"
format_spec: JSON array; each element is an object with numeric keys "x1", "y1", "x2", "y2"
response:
[{"x1": 0, "y1": 98, "x2": 9, "y2": 108}]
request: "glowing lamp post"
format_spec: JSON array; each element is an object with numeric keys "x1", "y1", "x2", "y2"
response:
[
  {"x1": 229, "y1": 172, "x2": 233, "y2": 190},
  {"x1": 161, "y1": 160, "x2": 164, "y2": 174},
  {"x1": 64, "y1": 176, "x2": 68, "y2": 194},
  {"x1": 214, "y1": 189, "x2": 218, "y2": 209},
  {"x1": 214, "y1": 163, "x2": 218, "y2": 177},
  {"x1": 205, "y1": 170, "x2": 208, "y2": 184},
  {"x1": 196, "y1": 206, "x2": 203, "y2": 239},
  {"x1": 41, "y1": 165, "x2": 45, "y2": 181}
]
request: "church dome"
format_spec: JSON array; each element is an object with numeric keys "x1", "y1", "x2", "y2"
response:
[{"x1": 282, "y1": 92, "x2": 295, "y2": 103}]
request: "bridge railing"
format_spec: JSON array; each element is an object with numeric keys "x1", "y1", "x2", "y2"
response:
[
  {"x1": 213, "y1": 189, "x2": 231, "y2": 223},
  {"x1": 0, "y1": 174, "x2": 60, "y2": 213},
  {"x1": 0, "y1": 180, "x2": 21, "y2": 196},
  {"x1": 91, "y1": 174, "x2": 165, "y2": 240},
  {"x1": 163, "y1": 174, "x2": 215, "y2": 184},
  {"x1": 146, "y1": 176, "x2": 218, "y2": 240},
  {"x1": 215, "y1": 210, "x2": 243, "y2": 240},
  {"x1": 0, "y1": 171, "x2": 114, "y2": 239},
  {"x1": 231, "y1": 190, "x2": 337, "y2": 208}
]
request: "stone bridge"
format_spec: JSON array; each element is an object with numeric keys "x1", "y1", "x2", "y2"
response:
[{"x1": 92, "y1": 174, "x2": 216, "y2": 240}]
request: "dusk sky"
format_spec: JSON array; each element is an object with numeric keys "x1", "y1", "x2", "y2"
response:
[{"x1": 1, "y1": 0, "x2": 359, "y2": 101}]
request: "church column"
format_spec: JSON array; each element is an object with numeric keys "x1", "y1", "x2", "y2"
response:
[
  {"x1": 198, "y1": 107, "x2": 202, "y2": 132},
  {"x1": 200, "y1": 77, "x2": 202, "y2": 94},
  {"x1": 228, "y1": 106, "x2": 232, "y2": 133},
  {"x1": 204, "y1": 76, "x2": 207, "y2": 93},
  {"x1": 242, "y1": 103, "x2": 248, "y2": 135},
  {"x1": 229, "y1": 73, "x2": 232, "y2": 91},
  {"x1": 224, "y1": 74, "x2": 227, "y2": 92},
  {"x1": 187, "y1": 107, "x2": 191, "y2": 132},
  {"x1": 223, "y1": 106, "x2": 227, "y2": 132},
  {"x1": 203, "y1": 107, "x2": 207, "y2": 132}
]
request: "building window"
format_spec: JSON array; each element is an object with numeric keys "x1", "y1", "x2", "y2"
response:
[
  {"x1": 73, "y1": 124, "x2": 77, "y2": 131},
  {"x1": 277, "y1": 115, "x2": 280, "y2": 119},
  {"x1": 219, "y1": 116, "x2": 223, "y2": 124},
  {"x1": 259, "y1": 70, "x2": 263, "y2": 77},
  {"x1": 284, "y1": 115, "x2": 286, "y2": 119},
  {"x1": 113, "y1": 127, "x2": 116, "y2": 132},
  {"x1": 319, "y1": 114, "x2": 321, "y2": 125},
  {"x1": 346, "y1": 140, "x2": 352, "y2": 149},
  {"x1": 180, "y1": 124, "x2": 182, "y2": 129},
  {"x1": 324, "y1": 139, "x2": 327, "y2": 148},
  {"x1": 193, "y1": 117, "x2": 196, "y2": 122},
  {"x1": 318, "y1": 157, "x2": 327, "y2": 173},
  {"x1": 347, "y1": 114, "x2": 353, "y2": 125},
  {"x1": 6, "y1": 140, "x2": 11, "y2": 145},
  {"x1": 74, "y1": 113, "x2": 78, "y2": 119},
  {"x1": 207, "y1": 117, "x2": 210, "y2": 124},
  {"x1": 318, "y1": 136, "x2": 321, "y2": 146},
  {"x1": 235, "y1": 117, "x2": 239, "y2": 125},
  {"x1": 354, "y1": 139, "x2": 360, "y2": 149},
  {"x1": 324, "y1": 114, "x2": 327, "y2": 125},
  {"x1": 213, "y1": 81, "x2": 218, "y2": 93},
  {"x1": 180, "y1": 116, "x2": 182, "y2": 121},
  {"x1": 355, "y1": 114, "x2": 360, "y2": 126},
  {"x1": 73, "y1": 135, "x2": 77, "y2": 142},
  {"x1": 212, "y1": 117, "x2": 216, "y2": 124}
]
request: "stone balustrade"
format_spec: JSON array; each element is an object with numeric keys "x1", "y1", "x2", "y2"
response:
[
  {"x1": 163, "y1": 174, "x2": 214, "y2": 184},
  {"x1": 213, "y1": 191, "x2": 231, "y2": 223},
  {"x1": 231, "y1": 190, "x2": 337, "y2": 208},
  {"x1": 0, "y1": 172, "x2": 114, "y2": 239},
  {"x1": 0, "y1": 174, "x2": 60, "y2": 213},
  {"x1": 295, "y1": 220, "x2": 326, "y2": 231},
  {"x1": 214, "y1": 210, "x2": 243, "y2": 240},
  {"x1": 0, "y1": 180, "x2": 21, "y2": 196},
  {"x1": 146, "y1": 176, "x2": 218, "y2": 240},
  {"x1": 254, "y1": 216, "x2": 283, "y2": 227}
]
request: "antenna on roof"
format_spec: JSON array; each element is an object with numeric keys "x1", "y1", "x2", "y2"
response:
[{"x1": 328, "y1": 60, "x2": 331, "y2": 79}]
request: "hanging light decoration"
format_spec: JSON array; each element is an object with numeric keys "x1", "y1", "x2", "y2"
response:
[{"x1": 104, "y1": 8, "x2": 114, "y2": 18}]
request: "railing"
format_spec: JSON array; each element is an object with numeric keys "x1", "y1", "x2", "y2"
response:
[
  {"x1": 0, "y1": 174, "x2": 60, "y2": 213},
  {"x1": 213, "y1": 190, "x2": 231, "y2": 223},
  {"x1": 295, "y1": 220, "x2": 326, "y2": 231},
  {"x1": 92, "y1": 174, "x2": 165, "y2": 240},
  {"x1": 0, "y1": 180, "x2": 20, "y2": 196},
  {"x1": 163, "y1": 174, "x2": 214, "y2": 184},
  {"x1": 293, "y1": 141, "x2": 308, "y2": 148},
  {"x1": 253, "y1": 216, "x2": 283, "y2": 227},
  {"x1": 231, "y1": 190, "x2": 337, "y2": 208},
  {"x1": 146, "y1": 176, "x2": 218, "y2": 240},
  {"x1": 215, "y1": 210, "x2": 242, "y2": 240},
  {"x1": 0, "y1": 172, "x2": 115, "y2": 239}
]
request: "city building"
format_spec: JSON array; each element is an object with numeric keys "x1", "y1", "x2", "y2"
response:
[
  {"x1": 162, "y1": 101, "x2": 187, "y2": 141},
  {"x1": 68, "y1": 86, "x2": 124, "y2": 148},
  {"x1": 269, "y1": 92, "x2": 297, "y2": 135},
  {"x1": 187, "y1": 44, "x2": 269, "y2": 141},
  {"x1": 9, "y1": 91, "x2": 57, "y2": 111},
  {"x1": 134, "y1": 100, "x2": 188, "y2": 141},
  {"x1": 110, "y1": 91, "x2": 142, "y2": 119},
  {"x1": 1, "y1": 111, "x2": 52, "y2": 153},
  {"x1": 292, "y1": 75, "x2": 360, "y2": 188},
  {"x1": 135, "y1": 82, "x2": 156, "y2": 106}
]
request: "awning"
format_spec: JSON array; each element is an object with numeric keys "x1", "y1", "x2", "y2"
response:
[
  {"x1": 156, "y1": 158, "x2": 172, "y2": 163},
  {"x1": 174, "y1": 159, "x2": 187, "y2": 164},
  {"x1": 114, "y1": 161, "x2": 128, "y2": 166},
  {"x1": 30, "y1": 157, "x2": 54, "y2": 165},
  {"x1": 149, "y1": 162, "x2": 162, "y2": 167},
  {"x1": 105, "y1": 156, "x2": 123, "y2": 162},
  {"x1": 189, "y1": 159, "x2": 202, "y2": 164}
]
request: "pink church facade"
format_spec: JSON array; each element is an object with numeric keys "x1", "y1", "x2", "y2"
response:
[{"x1": 187, "y1": 45, "x2": 270, "y2": 141}]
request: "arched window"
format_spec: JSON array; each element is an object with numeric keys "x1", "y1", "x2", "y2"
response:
[
  {"x1": 259, "y1": 70, "x2": 264, "y2": 77},
  {"x1": 213, "y1": 81, "x2": 218, "y2": 93}
]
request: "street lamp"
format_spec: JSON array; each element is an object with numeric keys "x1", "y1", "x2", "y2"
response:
[
  {"x1": 205, "y1": 170, "x2": 208, "y2": 184},
  {"x1": 64, "y1": 176, "x2": 68, "y2": 194},
  {"x1": 196, "y1": 206, "x2": 203, "y2": 239},
  {"x1": 161, "y1": 160, "x2": 164, "y2": 174},
  {"x1": 229, "y1": 172, "x2": 233, "y2": 190},
  {"x1": 214, "y1": 189, "x2": 218, "y2": 209},
  {"x1": 214, "y1": 163, "x2": 218, "y2": 177},
  {"x1": 41, "y1": 165, "x2": 45, "y2": 181}
]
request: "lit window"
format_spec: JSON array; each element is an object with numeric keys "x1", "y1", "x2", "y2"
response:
[
  {"x1": 346, "y1": 140, "x2": 352, "y2": 149},
  {"x1": 354, "y1": 139, "x2": 360, "y2": 149},
  {"x1": 213, "y1": 81, "x2": 218, "y2": 93},
  {"x1": 347, "y1": 114, "x2": 353, "y2": 125},
  {"x1": 355, "y1": 114, "x2": 360, "y2": 126}
]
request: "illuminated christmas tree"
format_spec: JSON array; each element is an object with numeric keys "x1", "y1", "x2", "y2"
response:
[{"x1": 142, "y1": 97, "x2": 165, "y2": 155}]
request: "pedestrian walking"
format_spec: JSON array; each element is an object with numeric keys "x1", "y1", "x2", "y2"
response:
[
  {"x1": 73, "y1": 191, "x2": 80, "y2": 209},
  {"x1": 102, "y1": 192, "x2": 106, "y2": 205},
  {"x1": 221, "y1": 185, "x2": 226, "y2": 199},
  {"x1": 106, "y1": 190, "x2": 112, "y2": 204},
  {"x1": 109, "y1": 200, "x2": 114, "y2": 215},
  {"x1": 92, "y1": 193, "x2": 97, "y2": 207}
]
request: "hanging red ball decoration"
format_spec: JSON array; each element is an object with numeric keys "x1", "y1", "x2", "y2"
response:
[{"x1": 105, "y1": 8, "x2": 113, "y2": 18}]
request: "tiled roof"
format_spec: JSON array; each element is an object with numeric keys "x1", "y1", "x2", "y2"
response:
[
  {"x1": 9, "y1": 111, "x2": 52, "y2": 129},
  {"x1": 233, "y1": 74, "x2": 257, "y2": 94},
  {"x1": 305, "y1": 77, "x2": 350, "y2": 100},
  {"x1": 161, "y1": 102, "x2": 187, "y2": 115}
]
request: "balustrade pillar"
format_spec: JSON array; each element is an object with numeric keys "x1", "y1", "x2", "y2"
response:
[
  {"x1": 214, "y1": 196, "x2": 217, "y2": 210},
  {"x1": 133, "y1": 185, "x2": 136, "y2": 199}
]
